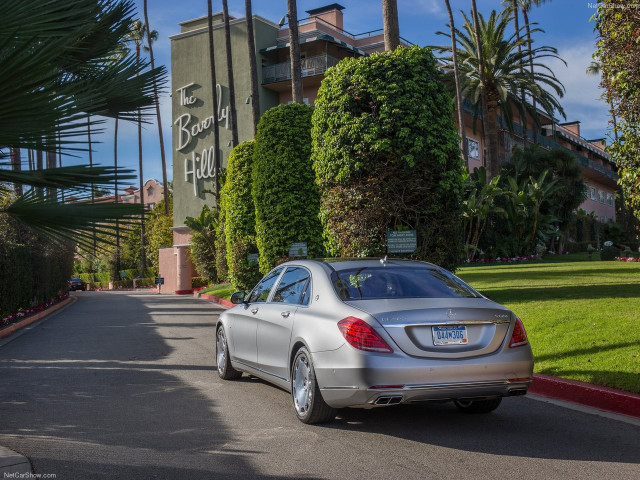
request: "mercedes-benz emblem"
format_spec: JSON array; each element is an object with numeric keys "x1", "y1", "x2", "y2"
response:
[{"x1": 447, "y1": 309, "x2": 456, "y2": 319}]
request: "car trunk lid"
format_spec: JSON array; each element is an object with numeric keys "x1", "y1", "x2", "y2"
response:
[{"x1": 345, "y1": 298, "x2": 512, "y2": 359}]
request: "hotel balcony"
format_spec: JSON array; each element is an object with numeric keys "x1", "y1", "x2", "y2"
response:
[{"x1": 262, "y1": 54, "x2": 340, "y2": 85}]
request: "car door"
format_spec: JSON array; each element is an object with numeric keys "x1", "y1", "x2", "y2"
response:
[
  {"x1": 228, "y1": 268, "x2": 283, "y2": 368},
  {"x1": 256, "y1": 266, "x2": 311, "y2": 381}
]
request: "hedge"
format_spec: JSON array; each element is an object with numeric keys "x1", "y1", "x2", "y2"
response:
[
  {"x1": 221, "y1": 141, "x2": 262, "y2": 290},
  {"x1": 253, "y1": 104, "x2": 323, "y2": 274},
  {"x1": 311, "y1": 46, "x2": 465, "y2": 271}
]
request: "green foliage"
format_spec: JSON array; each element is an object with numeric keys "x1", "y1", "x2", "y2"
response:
[
  {"x1": 253, "y1": 104, "x2": 323, "y2": 274},
  {"x1": 185, "y1": 205, "x2": 218, "y2": 283},
  {"x1": 0, "y1": 243, "x2": 32, "y2": 318},
  {"x1": 312, "y1": 46, "x2": 465, "y2": 271},
  {"x1": 221, "y1": 141, "x2": 261, "y2": 290},
  {"x1": 594, "y1": 1, "x2": 640, "y2": 221},
  {"x1": 145, "y1": 196, "x2": 173, "y2": 269},
  {"x1": 191, "y1": 276, "x2": 208, "y2": 288},
  {"x1": 600, "y1": 245, "x2": 619, "y2": 261}
]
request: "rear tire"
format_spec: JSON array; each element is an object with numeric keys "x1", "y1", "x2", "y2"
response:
[
  {"x1": 291, "y1": 347, "x2": 336, "y2": 424},
  {"x1": 454, "y1": 397, "x2": 502, "y2": 414},
  {"x1": 216, "y1": 325, "x2": 242, "y2": 380}
]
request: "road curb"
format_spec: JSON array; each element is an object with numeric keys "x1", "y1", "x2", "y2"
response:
[
  {"x1": 530, "y1": 373, "x2": 640, "y2": 418},
  {"x1": 198, "y1": 293, "x2": 234, "y2": 308},
  {"x1": 0, "y1": 296, "x2": 74, "y2": 340}
]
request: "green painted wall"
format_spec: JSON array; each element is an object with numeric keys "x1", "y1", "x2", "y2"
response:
[{"x1": 170, "y1": 15, "x2": 279, "y2": 228}]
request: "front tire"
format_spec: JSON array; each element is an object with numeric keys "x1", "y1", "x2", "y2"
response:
[
  {"x1": 291, "y1": 347, "x2": 336, "y2": 424},
  {"x1": 454, "y1": 397, "x2": 502, "y2": 414},
  {"x1": 216, "y1": 325, "x2": 241, "y2": 380}
]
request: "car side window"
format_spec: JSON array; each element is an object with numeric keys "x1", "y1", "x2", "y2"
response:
[
  {"x1": 246, "y1": 268, "x2": 283, "y2": 303},
  {"x1": 272, "y1": 267, "x2": 311, "y2": 305}
]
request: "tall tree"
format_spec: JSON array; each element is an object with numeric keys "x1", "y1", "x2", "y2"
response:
[
  {"x1": 470, "y1": 0, "x2": 496, "y2": 179},
  {"x1": 143, "y1": 0, "x2": 169, "y2": 215},
  {"x1": 287, "y1": 0, "x2": 303, "y2": 103},
  {"x1": 222, "y1": 0, "x2": 239, "y2": 146},
  {"x1": 444, "y1": 0, "x2": 468, "y2": 163},
  {"x1": 382, "y1": 0, "x2": 400, "y2": 51},
  {"x1": 245, "y1": 0, "x2": 260, "y2": 135},
  {"x1": 126, "y1": 19, "x2": 157, "y2": 272},
  {"x1": 434, "y1": 9, "x2": 565, "y2": 180},
  {"x1": 206, "y1": 0, "x2": 222, "y2": 200}
]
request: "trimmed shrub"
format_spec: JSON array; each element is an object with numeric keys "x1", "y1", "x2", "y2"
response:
[
  {"x1": 253, "y1": 104, "x2": 323, "y2": 274},
  {"x1": 312, "y1": 46, "x2": 466, "y2": 271},
  {"x1": 191, "y1": 276, "x2": 208, "y2": 288},
  {"x1": 600, "y1": 245, "x2": 619, "y2": 261},
  {"x1": 221, "y1": 141, "x2": 262, "y2": 290}
]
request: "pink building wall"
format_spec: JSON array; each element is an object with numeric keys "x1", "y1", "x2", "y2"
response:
[{"x1": 158, "y1": 245, "x2": 195, "y2": 295}]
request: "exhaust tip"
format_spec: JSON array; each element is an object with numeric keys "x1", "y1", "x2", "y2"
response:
[
  {"x1": 375, "y1": 395, "x2": 403, "y2": 406},
  {"x1": 508, "y1": 389, "x2": 527, "y2": 396}
]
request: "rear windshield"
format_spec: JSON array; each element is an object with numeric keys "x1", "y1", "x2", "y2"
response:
[{"x1": 332, "y1": 267, "x2": 481, "y2": 300}]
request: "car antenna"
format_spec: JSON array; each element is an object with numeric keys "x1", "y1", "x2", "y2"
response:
[{"x1": 380, "y1": 255, "x2": 388, "y2": 267}]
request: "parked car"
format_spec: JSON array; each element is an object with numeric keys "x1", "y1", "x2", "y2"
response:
[
  {"x1": 216, "y1": 259, "x2": 533, "y2": 424},
  {"x1": 69, "y1": 277, "x2": 87, "y2": 291}
]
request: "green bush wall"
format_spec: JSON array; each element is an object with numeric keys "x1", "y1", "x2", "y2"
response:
[{"x1": 253, "y1": 104, "x2": 323, "y2": 274}]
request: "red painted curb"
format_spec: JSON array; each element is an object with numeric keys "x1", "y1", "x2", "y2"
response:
[
  {"x1": 198, "y1": 293, "x2": 234, "y2": 308},
  {"x1": 530, "y1": 373, "x2": 640, "y2": 418},
  {"x1": 0, "y1": 297, "x2": 73, "y2": 339}
]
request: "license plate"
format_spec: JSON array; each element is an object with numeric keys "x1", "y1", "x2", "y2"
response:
[{"x1": 432, "y1": 326, "x2": 468, "y2": 345}]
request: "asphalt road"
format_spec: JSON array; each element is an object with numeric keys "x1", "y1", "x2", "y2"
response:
[{"x1": 0, "y1": 291, "x2": 638, "y2": 480}]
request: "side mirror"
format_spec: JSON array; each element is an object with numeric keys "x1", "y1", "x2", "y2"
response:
[{"x1": 230, "y1": 291, "x2": 246, "y2": 305}]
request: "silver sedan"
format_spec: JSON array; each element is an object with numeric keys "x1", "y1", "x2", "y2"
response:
[{"x1": 216, "y1": 259, "x2": 533, "y2": 424}]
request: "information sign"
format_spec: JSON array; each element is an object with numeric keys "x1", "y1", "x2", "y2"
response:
[{"x1": 387, "y1": 230, "x2": 417, "y2": 253}]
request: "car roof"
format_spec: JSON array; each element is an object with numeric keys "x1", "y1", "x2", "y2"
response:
[{"x1": 282, "y1": 258, "x2": 439, "y2": 272}]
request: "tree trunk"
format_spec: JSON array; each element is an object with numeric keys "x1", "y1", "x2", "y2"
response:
[
  {"x1": 287, "y1": 0, "x2": 303, "y2": 103},
  {"x1": 382, "y1": 0, "x2": 400, "y2": 51},
  {"x1": 88, "y1": 115, "x2": 96, "y2": 258},
  {"x1": 136, "y1": 43, "x2": 147, "y2": 272},
  {"x1": 470, "y1": 0, "x2": 498, "y2": 180},
  {"x1": 222, "y1": 0, "x2": 239, "y2": 146},
  {"x1": 36, "y1": 150, "x2": 43, "y2": 198},
  {"x1": 207, "y1": 0, "x2": 222, "y2": 200},
  {"x1": 143, "y1": 0, "x2": 169, "y2": 215},
  {"x1": 444, "y1": 0, "x2": 468, "y2": 163},
  {"x1": 10, "y1": 148, "x2": 22, "y2": 196},
  {"x1": 114, "y1": 117, "x2": 120, "y2": 262},
  {"x1": 46, "y1": 148, "x2": 57, "y2": 200},
  {"x1": 512, "y1": 0, "x2": 527, "y2": 146},
  {"x1": 245, "y1": 0, "x2": 260, "y2": 135},
  {"x1": 522, "y1": 7, "x2": 537, "y2": 143}
]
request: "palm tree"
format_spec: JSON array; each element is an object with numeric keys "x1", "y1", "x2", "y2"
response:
[
  {"x1": 382, "y1": 0, "x2": 400, "y2": 51},
  {"x1": 444, "y1": 0, "x2": 468, "y2": 163},
  {"x1": 206, "y1": 0, "x2": 222, "y2": 199},
  {"x1": 222, "y1": 0, "x2": 239, "y2": 146},
  {"x1": 287, "y1": 0, "x2": 303, "y2": 103},
  {"x1": 125, "y1": 19, "x2": 158, "y2": 272},
  {"x1": 470, "y1": 0, "x2": 495, "y2": 179},
  {"x1": 434, "y1": 9, "x2": 566, "y2": 180},
  {"x1": 245, "y1": 0, "x2": 260, "y2": 135},
  {"x1": 143, "y1": 0, "x2": 169, "y2": 216},
  {"x1": 0, "y1": 0, "x2": 165, "y2": 250}
]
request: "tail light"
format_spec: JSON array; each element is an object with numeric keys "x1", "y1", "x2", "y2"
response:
[
  {"x1": 509, "y1": 317, "x2": 529, "y2": 348},
  {"x1": 338, "y1": 317, "x2": 393, "y2": 353}
]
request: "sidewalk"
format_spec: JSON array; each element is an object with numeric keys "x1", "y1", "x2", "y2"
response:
[{"x1": 0, "y1": 447, "x2": 30, "y2": 476}]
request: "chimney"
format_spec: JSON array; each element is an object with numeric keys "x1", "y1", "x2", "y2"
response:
[{"x1": 306, "y1": 3, "x2": 345, "y2": 31}]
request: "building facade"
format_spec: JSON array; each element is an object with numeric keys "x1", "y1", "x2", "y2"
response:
[{"x1": 163, "y1": 3, "x2": 618, "y2": 293}]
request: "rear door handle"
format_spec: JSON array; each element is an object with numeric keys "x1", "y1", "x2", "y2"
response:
[
  {"x1": 281, "y1": 311, "x2": 290, "y2": 318},
  {"x1": 251, "y1": 308, "x2": 259, "y2": 315}
]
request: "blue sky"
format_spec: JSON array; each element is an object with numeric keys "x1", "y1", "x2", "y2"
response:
[{"x1": 74, "y1": 0, "x2": 608, "y2": 188}]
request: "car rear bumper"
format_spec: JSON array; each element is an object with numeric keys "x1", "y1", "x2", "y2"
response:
[{"x1": 313, "y1": 344, "x2": 533, "y2": 409}]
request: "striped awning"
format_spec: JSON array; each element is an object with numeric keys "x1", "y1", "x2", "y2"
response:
[{"x1": 260, "y1": 33, "x2": 367, "y2": 56}]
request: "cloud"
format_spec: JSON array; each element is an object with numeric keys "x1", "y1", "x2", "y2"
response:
[{"x1": 545, "y1": 43, "x2": 612, "y2": 140}]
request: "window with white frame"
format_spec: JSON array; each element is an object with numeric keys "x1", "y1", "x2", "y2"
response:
[
  {"x1": 599, "y1": 191, "x2": 605, "y2": 203},
  {"x1": 606, "y1": 192, "x2": 614, "y2": 206},
  {"x1": 589, "y1": 186, "x2": 596, "y2": 201},
  {"x1": 467, "y1": 138, "x2": 480, "y2": 159}
]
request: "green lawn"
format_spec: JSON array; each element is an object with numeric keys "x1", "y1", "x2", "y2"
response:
[
  {"x1": 457, "y1": 260, "x2": 640, "y2": 393},
  {"x1": 199, "y1": 283, "x2": 234, "y2": 299}
]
